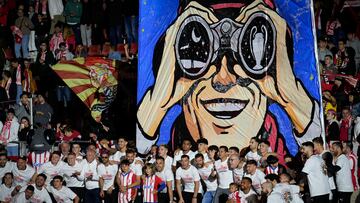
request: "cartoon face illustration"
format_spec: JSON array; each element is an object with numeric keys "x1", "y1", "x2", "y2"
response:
[{"x1": 137, "y1": 0, "x2": 321, "y2": 154}]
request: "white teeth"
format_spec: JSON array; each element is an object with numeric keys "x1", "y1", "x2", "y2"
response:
[{"x1": 204, "y1": 102, "x2": 245, "y2": 112}]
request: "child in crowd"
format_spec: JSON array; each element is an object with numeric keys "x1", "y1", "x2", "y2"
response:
[
  {"x1": 141, "y1": 163, "x2": 165, "y2": 203},
  {"x1": 117, "y1": 159, "x2": 137, "y2": 203},
  {"x1": 227, "y1": 183, "x2": 240, "y2": 203}
]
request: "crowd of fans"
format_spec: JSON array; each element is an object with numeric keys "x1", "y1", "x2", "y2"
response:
[{"x1": 0, "y1": 0, "x2": 359, "y2": 203}]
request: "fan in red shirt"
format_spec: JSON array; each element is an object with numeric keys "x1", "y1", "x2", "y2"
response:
[
  {"x1": 141, "y1": 163, "x2": 166, "y2": 203},
  {"x1": 117, "y1": 159, "x2": 138, "y2": 203},
  {"x1": 56, "y1": 123, "x2": 81, "y2": 142}
]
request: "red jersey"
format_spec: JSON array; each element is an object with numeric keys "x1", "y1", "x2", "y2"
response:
[
  {"x1": 142, "y1": 175, "x2": 165, "y2": 203},
  {"x1": 347, "y1": 152, "x2": 359, "y2": 190},
  {"x1": 118, "y1": 171, "x2": 137, "y2": 203},
  {"x1": 228, "y1": 191, "x2": 240, "y2": 203}
]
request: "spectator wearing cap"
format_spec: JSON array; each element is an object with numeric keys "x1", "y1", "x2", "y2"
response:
[
  {"x1": 265, "y1": 155, "x2": 287, "y2": 175},
  {"x1": 318, "y1": 36, "x2": 332, "y2": 63}
]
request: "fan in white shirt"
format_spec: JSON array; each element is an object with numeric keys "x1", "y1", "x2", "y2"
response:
[
  {"x1": 109, "y1": 137, "x2": 128, "y2": 164},
  {"x1": 18, "y1": 174, "x2": 52, "y2": 203},
  {"x1": 261, "y1": 181, "x2": 286, "y2": 203},
  {"x1": 155, "y1": 156, "x2": 174, "y2": 202},
  {"x1": 332, "y1": 142, "x2": 354, "y2": 202},
  {"x1": 195, "y1": 153, "x2": 217, "y2": 203},
  {"x1": 62, "y1": 153, "x2": 84, "y2": 189},
  {"x1": 214, "y1": 146, "x2": 233, "y2": 203},
  {"x1": 172, "y1": 140, "x2": 196, "y2": 169},
  {"x1": 243, "y1": 160, "x2": 266, "y2": 194},
  {"x1": 228, "y1": 154, "x2": 246, "y2": 185},
  {"x1": 11, "y1": 185, "x2": 35, "y2": 203},
  {"x1": 37, "y1": 151, "x2": 65, "y2": 185},
  {"x1": 0, "y1": 154, "x2": 14, "y2": 180},
  {"x1": 176, "y1": 155, "x2": 201, "y2": 203},
  {"x1": 49, "y1": 175, "x2": 79, "y2": 203},
  {"x1": 0, "y1": 172, "x2": 16, "y2": 202},
  {"x1": 98, "y1": 151, "x2": 118, "y2": 200},
  {"x1": 158, "y1": 144, "x2": 174, "y2": 171},
  {"x1": 79, "y1": 150, "x2": 100, "y2": 190},
  {"x1": 12, "y1": 157, "x2": 36, "y2": 187},
  {"x1": 245, "y1": 137, "x2": 261, "y2": 164},
  {"x1": 126, "y1": 149, "x2": 143, "y2": 178},
  {"x1": 195, "y1": 138, "x2": 210, "y2": 163},
  {"x1": 239, "y1": 177, "x2": 257, "y2": 203},
  {"x1": 71, "y1": 143, "x2": 84, "y2": 162},
  {"x1": 301, "y1": 141, "x2": 330, "y2": 201}
]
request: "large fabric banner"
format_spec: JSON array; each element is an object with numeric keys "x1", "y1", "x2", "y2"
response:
[
  {"x1": 137, "y1": 0, "x2": 323, "y2": 157},
  {"x1": 53, "y1": 57, "x2": 118, "y2": 119}
]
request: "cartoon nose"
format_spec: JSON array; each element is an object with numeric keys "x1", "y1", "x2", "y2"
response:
[{"x1": 212, "y1": 56, "x2": 237, "y2": 92}]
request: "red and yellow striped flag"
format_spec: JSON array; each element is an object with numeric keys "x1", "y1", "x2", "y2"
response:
[{"x1": 52, "y1": 57, "x2": 118, "y2": 119}]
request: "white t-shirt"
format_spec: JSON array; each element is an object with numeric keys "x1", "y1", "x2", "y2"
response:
[
  {"x1": 130, "y1": 162, "x2": 142, "y2": 176},
  {"x1": 0, "y1": 184, "x2": 15, "y2": 202},
  {"x1": 62, "y1": 161, "x2": 84, "y2": 188},
  {"x1": 273, "y1": 183, "x2": 303, "y2": 203},
  {"x1": 11, "y1": 191, "x2": 32, "y2": 203},
  {"x1": 302, "y1": 155, "x2": 330, "y2": 197},
  {"x1": 172, "y1": 150, "x2": 195, "y2": 167},
  {"x1": 12, "y1": 165, "x2": 35, "y2": 187},
  {"x1": 156, "y1": 168, "x2": 174, "y2": 193},
  {"x1": 238, "y1": 189, "x2": 257, "y2": 203},
  {"x1": 335, "y1": 154, "x2": 354, "y2": 192},
  {"x1": 38, "y1": 161, "x2": 65, "y2": 185},
  {"x1": 49, "y1": 186, "x2": 77, "y2": 203},
  {"x1": 245, "y1": 151, "x2": 261, "y2": 163},
  {"x1": 233, "y1": 167, "x2": 244, "y2": 185},
  {"x1": 197, "y1": 164, "x2": 217, "y2": 191},
  {"x1": 244, "y1": 169, "x2": 266, "y2": 194},
  {"x1": 214, "y1": 158, "x2": 233, "y2": 189},
  {"x1": 164, "y1": 156, "x2": 173, "y2": 171},
  {"x1": 79, "y1": 159, "x2": 100, "y2": 190},
  {"x1": 20, "y1": 184, "x2": 52, "y2": 203},
  {"x1": 110, "y1": 151, "x2": 126, "y2": 163},
  {"x1": 267, "y1": 191, "x2": 286, "y2": 203},
  {"x1": 0, "y1": 161, "x2": 14, "y2": 180},
  {"x1": 176, "y1": 165, "x2": 201, "y2": 193},
  {"x1": 97, "y1": 163, "x2": 118, "y2": 191}
]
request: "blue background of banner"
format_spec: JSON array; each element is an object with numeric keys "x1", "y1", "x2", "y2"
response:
[{"x1": 138, "y1": 0, "x2": 320, "y2": 155}]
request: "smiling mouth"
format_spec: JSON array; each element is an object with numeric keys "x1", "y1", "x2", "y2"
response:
[{"x1": 201, "y1": 98, "x2": 249, "y2": 119}]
